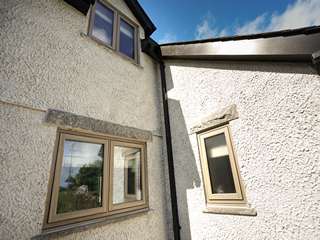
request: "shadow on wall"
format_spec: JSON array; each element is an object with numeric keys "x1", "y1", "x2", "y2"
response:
[{"x1": 167, "y1": 98, "x2": 201, "y2": 240}]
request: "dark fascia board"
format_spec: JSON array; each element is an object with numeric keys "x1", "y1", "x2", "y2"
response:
[
  {"x1": 64, "y1": 0, "x2": 156, "y2": 37},
  {"x1": 123, "y1": 0, "x2": 156, "y2": 37},
  {"x1": 161, "y1": 29, "x2": 320, "y2": 62},
  {"x1": 160, "y1": 25, "x2": 320, "y2": 46},
  {"x1": 141, "y1": 37, "x2": 162, "y2": 62},
  {"x1": 64, "y1": 0, "x2": 94, "y2": 15}
]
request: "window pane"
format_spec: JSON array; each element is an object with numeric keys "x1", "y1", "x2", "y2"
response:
[
  {"x1": 92, "y1": 2, "x2": 114, "y2": 46},
  {"x1": 204, "y1": 133, "x2": 236, "y2": 194},
  {"x1": 57, "y1": 140, "x2": 104, "y2": 214},
  {"x1": 119, "y1": 19, "x2": 135, "y2": 59},
  {"x1": 113, "y1": 146, "x2": 142, "y2": 204}
]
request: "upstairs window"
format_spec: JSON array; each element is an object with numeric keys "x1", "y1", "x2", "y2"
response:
[
  {"x1": 91, "y1": 1, "x2": 115, "y2": 47},
  {"x1": 88, "y1": 1, "x2": 139, "y2": 62},
  {"x1": 119, "y1": 18, "x2": 135, "y2": 59}
]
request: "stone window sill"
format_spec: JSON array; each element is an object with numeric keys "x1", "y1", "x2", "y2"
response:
[
  {"x1": 32, "y1": 208, "x2": 151, "y2": 239},
  {"x1": 203, "y1": 204, "x2": 257, "y2": 216}
]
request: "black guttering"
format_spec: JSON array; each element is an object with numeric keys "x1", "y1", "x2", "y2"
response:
[
  {"x1": 141, "y1": 37, "x2": 182, "y2": 240},
  {"x1": 141, "y1": 37, "x2": 162, "y2": 62},
  {"x1": 64, "y1": 0, "x2": 156, "y2": 37},
  {"x1": 139, "y1": 35, "x2": 183, "y2": 240},
  {"x1": 159, "y1": 61, "x2": 182, "y2": 240},
  {"x1": 160, "y1": 25, "x2": 320, "y2": 46}
]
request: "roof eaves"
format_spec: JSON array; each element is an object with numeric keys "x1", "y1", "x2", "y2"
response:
[
  {"x1": 64, "y1": 0, "x2": 156, "y2": 37},
  {"x1": 160, "y1": 25, "x2": 320, "y2": 46},
  {"x1": 123, "y1": 0, "x2": 156, "y2": 37},
  {"x1": 160, "y1": 28, "x2": 320, "y2": 63}
]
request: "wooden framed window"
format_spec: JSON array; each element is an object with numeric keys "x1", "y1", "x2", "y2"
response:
[
  {"x1": 109, "y1": 141, "x2": 146, "y2": 211},
  {"x1": 88, "y1": 1, "x2": 116, "y2": 48},
  {"x1": 44, "y1": 130, "x2": 148, "y2": 229},
  {"x1": 117, "y1": 17, "x2": 138, "y2": 60},
  {"x1": 197, "y1": 125, "x2": 246, "y2": 205},
  {"x1": 88, "y1": 0, "x2": 139, "y2": 63}
]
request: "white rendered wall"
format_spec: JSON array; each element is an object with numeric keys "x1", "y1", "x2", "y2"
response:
[
  {"x1": 164, "y1": 60, "x2": 320, "y2": 240},
  {"x1": 0, "y1": 0, "x2": 168, "y2": 239}
]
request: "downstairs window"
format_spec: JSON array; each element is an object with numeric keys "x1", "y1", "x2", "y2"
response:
[
  {"x1": 197, "y1": 125, "x2": 247, "y2": 205},
  {"x1": 44, "y1": 130, "x2": 148, "y2": 228}
]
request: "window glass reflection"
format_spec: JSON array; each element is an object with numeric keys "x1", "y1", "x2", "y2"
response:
[
  {"x1": 113, "y1": 146, "x2": 142, "y2": 204},
  {"x1": 119, "y1": 19, "x2": 135, "y2": 59},
  {"x1": 205, "y1": 133, "x2": 236, "y2": 194},
  {"x1": 57, "y1": 140, "x2": 104, "y2": 214},
  {"x1": 92, "y1": 2, "x2": 114, "y2": 46}
]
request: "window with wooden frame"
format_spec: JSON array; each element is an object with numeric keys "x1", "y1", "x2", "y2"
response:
[
  {"x1": 88, "y1": 0, "x2": 139, "y2": 63},
  {"x1": 44, "y1": 130, "x2": 148, "y2": 229},
  {"x1": 197, "y1": 125, "x2": 247, "y2": 206}
]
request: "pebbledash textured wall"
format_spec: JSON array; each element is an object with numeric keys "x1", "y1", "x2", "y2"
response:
[
  {"x1": 0, "y1": 0, "x2": 169, "y2": 239},
  {"x1": 164, "y1": 60, "x2": 320, "y2": 240}
]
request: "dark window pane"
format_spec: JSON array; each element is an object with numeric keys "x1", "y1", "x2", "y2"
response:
[
  {"x1": 205, "y1": 133, "x2": 236, "y2": 194},
  {"x1": 57, "y1": 140, "x2": 104, "y2": 214},
  {"x1": 119, "y1": 19, "x2": 135, "y2": 59},
  {"x1": 127, "y1": 160, "x2": 136, "y2": 195},
  {"x1": 113, "y1": 146, "x2": 142, "y2": 204},
  {"x1": 92, "y1": 2, "x2": 114, "y2": 46}
]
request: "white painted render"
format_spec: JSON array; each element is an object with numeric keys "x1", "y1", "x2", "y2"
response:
[
  {"x1": 164, "y1": 60, "x2": 320, "y2": 240},
  {"x1": 0, "y1": 0, "x2": 168, "y2": 239},
  {"x1": 1, "y1": 0, "x2": 320, "y2": 240}
]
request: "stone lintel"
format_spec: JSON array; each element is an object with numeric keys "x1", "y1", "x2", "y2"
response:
[
  {"x1": 45, "y1": 109, "x2": 153, "y2": 141},
  {"x1": 190, "y1": 104, "x2": 239, "y2": 134}
]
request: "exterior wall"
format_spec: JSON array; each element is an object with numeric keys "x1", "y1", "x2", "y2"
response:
[
  {"x1": 164, "y1": 60, "x2": 320, "y2": 240},
  {"x1": 0, "y1": 0, "x2": 168, "y2": 239}
]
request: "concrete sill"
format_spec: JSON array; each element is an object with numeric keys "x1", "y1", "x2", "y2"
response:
[
  {"x1": 204, "y1": 205, "x2": 257, "y2": 216},
  {"x1": 32, "y1": 208, "x2": 151, "y2": 239}
]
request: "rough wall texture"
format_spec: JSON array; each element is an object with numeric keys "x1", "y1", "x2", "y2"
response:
[
  {"x1": 0, "y1": 0, "x2": 161, "y2": 133},
  {"x1": 164, "y1": 60, "x2": 320, "y2": 240},
  {"x1": 0, "y1": 0, "x2": 168, "y2": 239}
]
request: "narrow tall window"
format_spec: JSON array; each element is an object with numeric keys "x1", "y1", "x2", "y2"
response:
[
  {"x1": 110, "y1": 142, "x2": 145, "y2": 211},
  {"x1": 90, "y1": 1, "x2": 115, "y2": 46},
  {"x1": 119, "y1": 18, "x2": 135, "y2": 59},
  {"x1": 197, "y1": 125, "x2": 246, "y2": 204},
  {"x1": 44, "y1": 130, "x2": 148, "y2": 229}
]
